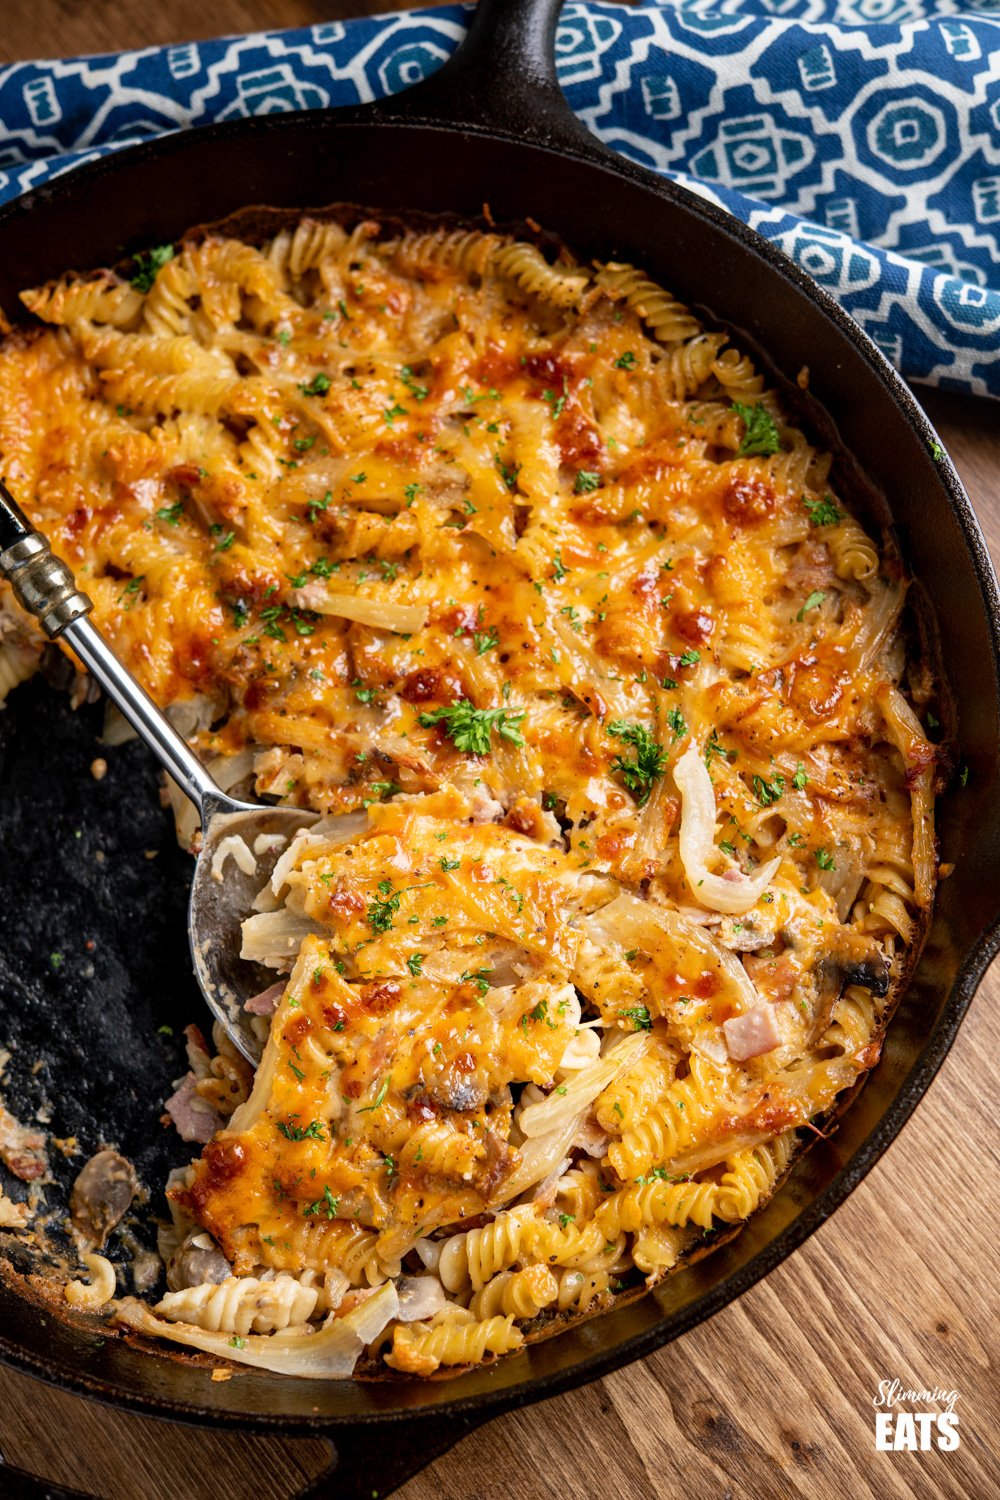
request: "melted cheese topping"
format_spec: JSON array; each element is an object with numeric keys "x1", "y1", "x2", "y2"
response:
[{"x1": 0, "y1": 218, "x2": 939, "y2": 1376}]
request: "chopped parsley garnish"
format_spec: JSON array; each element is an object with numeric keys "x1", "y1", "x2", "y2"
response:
[
  {"x1": 797, "y1": 589, "x2": 826, "y2": 622},
  {"x1": 704, "y1": 728, "x2": 732, "y2": 768},
  {"x1": 130, "y1": 244, "x2": 174, "y2": 292},
  {"x1": 528, "y1": 998, "x2": 557, "y2": 1030},
  {"x1": 614, "y1": 351, "x2": 638, "y2": 370},
  {"x1": 119, "y1": 576, "x2": 145, "y2": 610},
  {"x1": 677, "y1": 649, "x2": 700, "y2": 667},
  {"x1": 815, "y1": 847, "x2": 836, "y2": 870},
  {"x1": 542, "y1": 384, "x2": 567, "y2": 419},
  {"x1": 367, "y1": 880, "x2": 401, "y2": 933},
  {"x1": 635, "y1": 1166, "x2": 675, "y2": 1185},
  {"x1": 299, "y1": 373, "x2": 331, "y2": 397},
  {"x1": 607, "y1": 720, "x2": 667, "y2": 807},
  {"x1": 666, "y1": 706, "x2": 688, "y2": 743},
  {"x1": 802, "y1": 493, "x2": 842, "y2": 527},
  {"x1": 211, "y1": 526, "x2": 236, "y2": 552},
  {"x1": 793, "y1": 761, "x2": 808, "y2": 791},
  {"x1": 574, "y1": 470, "x2": 602, "y2": 494},
  {"x1": 307, "y1": 489, "x2": 332, "y2": 522},
  {"x1": 404, "y1": 482, "x2": 421, "y2": 505},
  {"x1": 418, "y1": 700, "x2": 526, "y2": 754},
  {"x1": 461, "y1": 968, "x2": 492, "y2": 996},
  {"x1": 753, "y1": 773, "x2": 786, "y2": 807},
  {"x1": 230, "y1": 1336, "x2": 247, "y2": 1349},
  {"x1": 365, "y1": 781, "x2": 400, "y2": 805},
  {"x1": 552, "y1": 552, "x2": 568, "y2": 582},
  {"x1": 383, "y1": 403, "x2": 408, "y2": 426},
  {"x1": 439, "y1": 856, "x2": 461, "y2": 872},
  {"x1": 731, "y1": 401, "x2": 781, "y2": 457},
  {"x1": 278, "y1": 1119, "x2": 325, "y2": 1142},
  {"x1": 359, "y1": 1075, "x2": 392, "y2": 1113},
  {"x1": 474, "y1": 626, "x2": 500, "y2": 655},
  {"x1": 406, "y1": 953, "x2": 425, "y2": 977},
  {"x1": 156, "y1": 500, "x2": 184, "y2": 525},
  {"x1": 619, "y1": 1005, "x2": 653, "y2": 1032},
  {"x1": 303, "y1": 1185, "x2": 340, "y2": 1218},
  {"x1": 400, "y1": 365, "x2": 429, "y2": 401},
  {"x1": 496, "y1": 456, "x2": 520, "y2": 490}
]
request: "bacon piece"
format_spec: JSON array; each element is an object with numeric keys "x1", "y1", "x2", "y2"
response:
[
  {"x1": 723, "y1": 1004, "x2": 783, "y2": 1061},
  {"x1": 399, "y1": 666, "x2": 459, "y2": 705},
  {"x1": 674, "y1": 608, "x2": 714, "y2": 646},
  {"x1": 245, "y1": 981, "x2": 284, "y2": 1016},
  {"x1": 722, "y1": 474, "x2": 776, "y2": 526},
  {"x1": 360, "y1": 978, "x2": 402, "y2": 1016},
  {"x1": 163, "y1": 1074, "x2": 224, "y2": 1144},
  {"x1": 0, "y1": 1105, "x2": 48, "y2": 1182}
]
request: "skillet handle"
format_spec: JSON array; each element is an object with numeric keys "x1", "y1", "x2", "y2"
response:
[
  {"x1": 375, "y1": 0, "x2": 591, "y2": 150},
  {"x1": 293, "y1": 1411, "x2": 499, "y2": 1500}
]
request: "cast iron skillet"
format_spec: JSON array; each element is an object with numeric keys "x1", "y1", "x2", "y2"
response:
[{"x1": 1, "y1": 2, "x2": 999, "y2": 1495}]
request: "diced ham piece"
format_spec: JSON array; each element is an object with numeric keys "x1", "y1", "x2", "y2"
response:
[
  {"x1": 723, "y1": 1004, "x2": 783, "y2": 1061},
  {"x1": 163, "y1": 1074, "x2": 224, "y2": 1144},
  {"x1": 289, "y1": 581, "x2": 328, "y2": 611},
  {"x1": 244, "y1": 981, "x2": 285, "y2": 1016}
]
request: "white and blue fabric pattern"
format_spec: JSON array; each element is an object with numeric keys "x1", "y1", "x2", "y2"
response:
[{"x1": 0, "y1": 1, "x2": 996, "y2": 394}]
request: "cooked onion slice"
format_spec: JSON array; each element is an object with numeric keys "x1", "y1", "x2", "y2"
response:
[
  {"x1": 674, "y1": 744, "x2": 780, "y2": 914},
  {"x1": 516, "y1": 1031, "x2": 648, "y2": 1139},
  {"x1": 309, "y1": 592, "x2": 427, "y2": 634},
  {"x1": 114, "y1": 1281, "x2": 398, "y2": 1378}
]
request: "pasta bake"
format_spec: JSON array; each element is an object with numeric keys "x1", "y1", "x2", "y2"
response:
[{"x1": 0, "y1": 213, "x2": 942, "y2": 1378}]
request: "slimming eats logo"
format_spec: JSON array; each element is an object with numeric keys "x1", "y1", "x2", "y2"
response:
[{"x1": 873, "y1": 1379, "x2": 960, "y2": 1451}]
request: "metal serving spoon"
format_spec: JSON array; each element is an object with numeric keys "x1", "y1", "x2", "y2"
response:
[{"x1": 0, "y1": 481, "x2": 315, "y2": 1064}]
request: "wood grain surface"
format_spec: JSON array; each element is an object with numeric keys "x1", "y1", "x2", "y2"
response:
[{"x1": 0, "y1": 5, "x2": 997, "y2": 1499}]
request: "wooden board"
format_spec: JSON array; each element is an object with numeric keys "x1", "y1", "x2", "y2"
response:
[{"x1": 0, "y1": 6, "x2": 997, "y2": 1497}]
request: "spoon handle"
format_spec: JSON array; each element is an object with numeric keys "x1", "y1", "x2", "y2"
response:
[{"x1": 0, "y1": 477, "x2": 221, "y2": 821}]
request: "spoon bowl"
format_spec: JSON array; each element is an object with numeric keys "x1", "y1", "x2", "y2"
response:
[{"x1": 190, "y1": 801, "x2": 318, "y2": 1064}]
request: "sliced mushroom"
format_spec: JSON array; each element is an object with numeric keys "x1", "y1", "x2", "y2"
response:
[
  {"x1": 823, "y1": 928, "x2": 891, "y2": 999},
  {"x1": 70, "y1": 1150, "x2": 137, "y2": 1249},
  {"x1": 839, "y1": 957, "x2": 890, "y2": 998},
  {"x1": 427, "y1": 1067, "x2": 488, "y2": 1114},
  {"x1": 166, "y1": 1230, "x2": 231, "y2": 1293}
]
